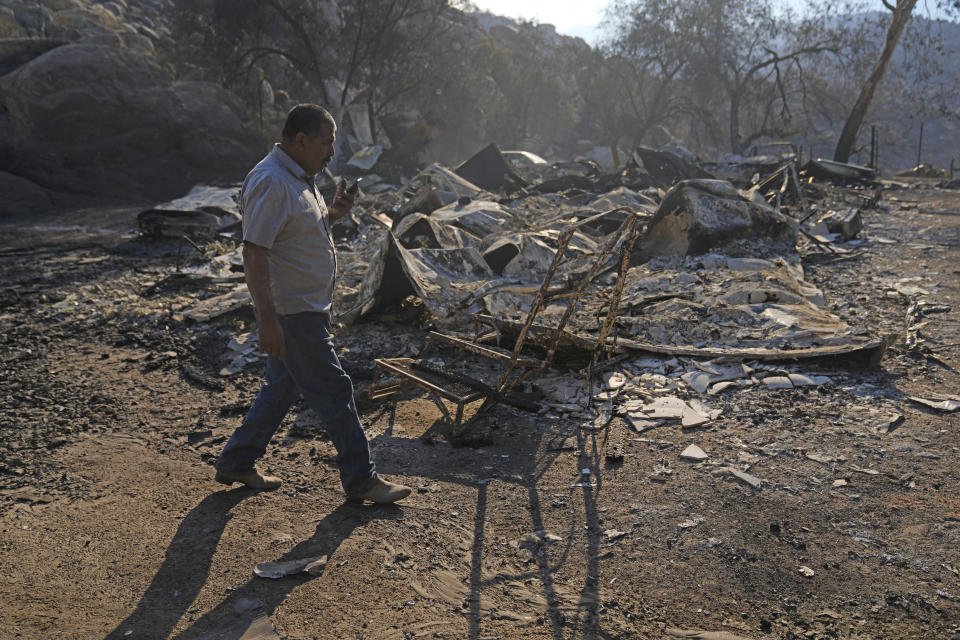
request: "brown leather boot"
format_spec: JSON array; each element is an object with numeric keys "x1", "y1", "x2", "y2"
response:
[
  {"x1": 214, "y1": 468, "x2": 282, "y2": 490},
  {"x1": 346, "y1": 477, "x2": 412, "y2": 504}
]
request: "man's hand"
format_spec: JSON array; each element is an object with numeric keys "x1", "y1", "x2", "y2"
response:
[
  {"x1": 242, "y1": 241, "x2": 285, "y2": 360},
  {"x1": 328, "y1": 178, "x2": 356, "y2": 223},
  {"x1": 257, "y1": 312, "x2": 285, "y2": 360}
]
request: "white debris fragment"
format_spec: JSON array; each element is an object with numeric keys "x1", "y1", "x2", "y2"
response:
[
  {"x1": 680, "y1": 444, "x2": 709, "y2": 461},
  {"x1": 909, "y1": 397, "x2": 960, "y2": 413},
  {"x1": 682, "y1": 371, "x2": 712, "y2": 393},
  {"x1": 604, "y1": 371, "x2": 628, "y2": 390},
  {"x1": 688, "y1": 399, "x2": 721, "y2": 419},
  {"x1": 644, "y1": 396, "x2": 687, "y2": 418},
  {"x1": 690, "y1": 360, "x2": 721, "y2": 375},
  {"x1": 763, "y1": 376, "x2": 793, "y2": 389},
  {"x1": 681, "y1": 403, "x2": 712, "y2": 427},
  {"x1": 684, "y1": 362, "x2": 751, "y2": 396},
  {"x1": 625, "y1": 416, "x2": 661, "y2": 432},
  {"x1": 708, "y1": 381, "x2": 737, "y2": 395},
  {"x1": 718, "y1": 467, "x2": 762, "y2": 490},
  {"x1": 588, "y1": 401, "x2": 614, "y2": 430},
  {"x1": 254, "y1": 555, "x2": 328, "y2": 579},
  {"x1": 628, "y1": 395, "x2": 719, "y2": 428},
  {"x1": 788, "y1": 373, "x2": 816, "y2": 386},
  {"x1": 893, "y1": 282, "x2": 929, "y2": 297},
  {"x1": 873, "y1": 412, "x2": 904, "y2": 433}
]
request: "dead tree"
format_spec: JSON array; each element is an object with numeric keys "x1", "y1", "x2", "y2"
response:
[{"x1": 832, "y1": 0, "x2": 918, "y2": 163}]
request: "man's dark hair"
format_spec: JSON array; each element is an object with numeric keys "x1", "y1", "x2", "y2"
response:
[{"x1": 281, "y1": 104, "x2": 335, "y2": 142}]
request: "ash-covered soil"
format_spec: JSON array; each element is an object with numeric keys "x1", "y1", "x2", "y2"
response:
[{"x1": 0, "y1": 184, "x2": 958, "y2": 640}]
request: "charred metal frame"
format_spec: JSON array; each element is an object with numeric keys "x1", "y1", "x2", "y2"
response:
[
  {"x1": 421, "y1": 331, "x2": 541, "y2": 368},
  {"x1": 369, "y1": 332, "x2": 542, "y2": 426},
  {"x1": 370, "y1": 357, "x2": 487, "y2": 426},
  {"x1": 483, "y1": 206, "x2": 643, "y2": 402},
  {"x1": 368, "y1": 207, "x2": 641, "y2": 424}
]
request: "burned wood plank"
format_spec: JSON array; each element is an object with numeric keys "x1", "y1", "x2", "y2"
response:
[
  {"x1": 619, "y1": 333, "x2": 898, "y2": 366},
  {"x1": 478, "y1": 313, "x2": 897, "y2": 366},
  {"x1": 180, "y1": 362, "x2": 225, "y2": 392}
]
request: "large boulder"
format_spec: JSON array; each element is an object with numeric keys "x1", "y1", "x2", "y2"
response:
[
  {"x1": 0, "y1": 38, "x2": 70, "y2": 76},
  {"x1": 636, "y1": 179, "x2": 797, "y2": 260},
  {"x1": 0, "y1": 43, "x2": 263, "y2": 214},
  {"x1": 0, "y1": 170, "x2": 56, "y2": 213}
]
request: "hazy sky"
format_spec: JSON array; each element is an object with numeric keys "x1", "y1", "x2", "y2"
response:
[
  {"x1": 470, "y1": 0, "x2": 955, "y2": 44},
  {"x1": 470, "y1": 0, "x2": 608, "y2": 43}
]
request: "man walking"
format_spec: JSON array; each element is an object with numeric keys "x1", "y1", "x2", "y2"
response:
[{"x1": 215, "y1": 104, "x2": 411, "y2": 504}]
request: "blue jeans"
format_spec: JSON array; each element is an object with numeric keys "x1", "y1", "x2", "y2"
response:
[{"x1": 217, "y1": 312, "x2": 376, "y2": 494}]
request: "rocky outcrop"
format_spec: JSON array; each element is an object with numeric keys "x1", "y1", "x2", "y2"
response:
[
  {"x1": 0, "y1": 43, "x2": 263, "y2": 215},
  {"x1": 0, "y1": 0, "x2": 168, "y2": 53}
]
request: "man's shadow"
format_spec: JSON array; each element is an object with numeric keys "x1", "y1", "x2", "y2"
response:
[
  {"x1": 171, "y1": 501, "x2": 403, "y2": 639},
  {"x1": 104, "y1": 488, "x2": 251, "y2": 639},
  {"x1": 106, "y1": 488, "x2": 402, "y2": 640}
]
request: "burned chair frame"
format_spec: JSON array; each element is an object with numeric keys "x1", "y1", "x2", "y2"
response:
[{"x1": 368, "y1": 207, "x2": 643, "y2": 428}]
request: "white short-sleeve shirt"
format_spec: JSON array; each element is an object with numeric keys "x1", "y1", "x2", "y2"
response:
[{"x1": 241, "y1": 145, "x2": 337, "y2": 318}]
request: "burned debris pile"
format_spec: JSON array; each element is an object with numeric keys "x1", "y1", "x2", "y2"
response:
[{"x1": 120, "y1": 144, "x2": 913, "y2": 435}]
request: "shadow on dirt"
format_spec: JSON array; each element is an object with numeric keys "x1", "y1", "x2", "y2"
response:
[
  {"x1": 105, "y1": 488, "x2": 404, "y2": 639},
  {"x1": 103, "y1": 488, "x2": 252, "y2": 639},
  {"x1": 367, "y1": 399, "x2": 609, "y2": 640}
]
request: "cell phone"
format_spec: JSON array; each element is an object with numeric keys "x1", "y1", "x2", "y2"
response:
[{"x1": 347, "y1": 178, "x2": 362, "y2": 194}]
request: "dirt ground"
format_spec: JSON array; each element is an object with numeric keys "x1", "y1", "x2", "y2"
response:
[{"x1": 0, "y1": 182, "x2": 958, "y2": 640}]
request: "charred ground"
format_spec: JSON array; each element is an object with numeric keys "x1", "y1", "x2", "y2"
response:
[{"x1": 0, "y1": 183, "x2": 958, "y2": 640}]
